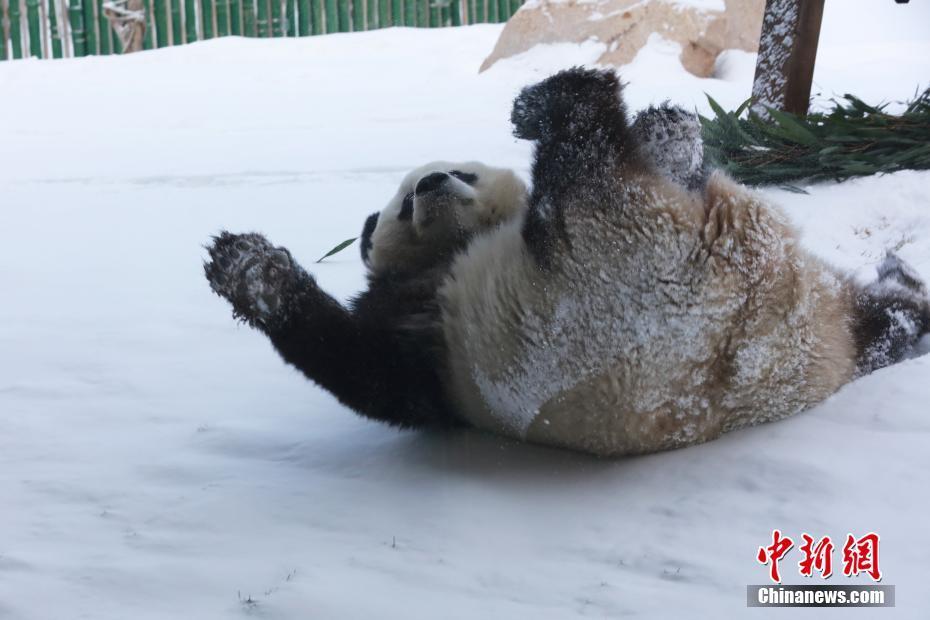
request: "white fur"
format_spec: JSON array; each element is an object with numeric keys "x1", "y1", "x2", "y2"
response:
[
  {"x1": 366, "y1": 161, "x2": 527, "y2": 275},
  {"x1": 439, "y1": 171, "x2": 857, "y2": 456}
]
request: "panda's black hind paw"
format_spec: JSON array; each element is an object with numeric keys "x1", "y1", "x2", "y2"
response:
[
  {"x1": 204, "y1": 231, "x2": 305, "y2": 329},
  {"x1": 511, "y1": 67, "x2": 627, "y2": 142}
]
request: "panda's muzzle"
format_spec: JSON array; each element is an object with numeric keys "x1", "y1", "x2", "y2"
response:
[{"x1": 415, "y1": 171, "x2": 450, "y2": 195}]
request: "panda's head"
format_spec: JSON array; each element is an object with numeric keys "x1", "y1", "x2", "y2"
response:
[{"x1": 360, "y1": 161, "x2": 527, "y2": 275}]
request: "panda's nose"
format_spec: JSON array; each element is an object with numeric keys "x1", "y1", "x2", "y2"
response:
[{"x1": 415, "y1": 172, "x2": 449, "y2": 195}]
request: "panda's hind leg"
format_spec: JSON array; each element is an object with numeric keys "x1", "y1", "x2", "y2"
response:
[
  {"x1": 852, "y1": 252, "x2": 930, "y2": 375},
  {"x1": 511, "y1": 67, "x2": 643, "y2": 268}
]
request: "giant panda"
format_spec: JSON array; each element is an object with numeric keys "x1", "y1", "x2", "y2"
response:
[{"x1": 204, "y1": 67, "x2": 930, "y2": 456}]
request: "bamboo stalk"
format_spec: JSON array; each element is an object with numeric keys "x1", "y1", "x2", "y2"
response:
[
  {"x1": 49, "y1": 0, "x2": 64, "y2": 57},
  {"x1": 416, "y1": 0, "x2": 425, "y2": 27},
  {"x1": 270, "y1": 0, "x2": 281, "y2": 34},
  {"x1": 142, "y1": 0, "x2": 152, "y2": 47},
  {"x1": 153, "y1": 0, "x2": 167, "y2": 44},
  {"x1": 82, "y1": 0, "x2": 97, "y2": 51},
  {"x1": 216, "y1": 0, "x2": 229, "y2": 35},
  {"x1": 390, "y1": 0, "x2": 398, "y2": 26},
  {"x1": 474, "y1": 0, "x2": 482, "y2": 22},
  {"x1": 8, "y1": 0, "x2": 21, "y2": 57},
  {"x1": 351, "y1": 0, "x2": 361, "y2": 29},
  {"x1": 255, "y1": 0, "x2": 267, "y2": 34},
  {"x1": 364, "y1": 0, "x2": 373, "y2": 28},
  {"x1": 321, "y1": 0, "x2": 331, "y2": 31},
  {"x1": 95, "y1": 0, "x2": 110, "y2": 51},
  {"x1": 429, "y1": 0, "x2": 438, "y2": 27},
  {"x1": 449, "y1": 0, "x2": 459, "y2": 25},
  {"x1": 66, "y1": 0, "x2": 84, "y2": 54},
  {"x1": 309, "y1": 0, "x2": 319, "y2": 33},
  {"x1": 403, "y1": 0, "x2": 414, "y2": 26},
  {"x1": 199, "y1": 0, "x2": 212, "y2": 37},
  {"x1": 377, "y1": 0, "x2": 386, "y2": 27},
  {"x1": 183, "y1": 0, "x2": 195, "y2": 40},
  {"x1": 0, "y1": 0, "x2": 8, "y2": 60},
  {"x1": 285, "y1": 0, "x2": 294, "y2": 34},
  {"x1": 439, "y1": 2, "x2": 447, "y2": 25},
  {"x1": 296, "y1": 0, "x2": 306, "y2": 33},
  {"x1": 169, "y1": 0, "x2": 181, "y2": 40},
  {"x1": 230, "y1": 0, "x2": 241, "y2": 34},
  {"x1": 243, "y1": 0, "x2": 255, "y2": 34},
  {"x1": 336, "y1": 0, "x2": 346, "y2": 31}
]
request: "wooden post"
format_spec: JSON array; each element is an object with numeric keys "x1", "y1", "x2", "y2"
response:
[{"x1": 750, "y1": 0, "x2": 825, "y2": 118}]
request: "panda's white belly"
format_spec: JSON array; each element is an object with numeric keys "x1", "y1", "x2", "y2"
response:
[{"x1": 438, "y1": 196, "x2": 855, "y2": 457}]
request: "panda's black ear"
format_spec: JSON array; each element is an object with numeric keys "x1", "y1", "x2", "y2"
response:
[{"x1": 360, "y1": 211, "x2": 379, "y2": 265}]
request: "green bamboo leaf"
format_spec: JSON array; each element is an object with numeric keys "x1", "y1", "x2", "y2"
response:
[
  {"x1": 316, "y1": 238, "x2": 358, "y2": 263},
  {"x1": 765, "y1": 108, "x2": 820, "y2": 147}
]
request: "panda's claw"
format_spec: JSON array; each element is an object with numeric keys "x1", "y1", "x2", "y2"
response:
[{"x1": 204, "y1": 231, "x2": 306, "y2": 329}]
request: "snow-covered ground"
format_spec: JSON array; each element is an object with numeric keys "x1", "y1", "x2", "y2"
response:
[{"x1": 1, "y1": 2, "x2": 929, "y2": 617}]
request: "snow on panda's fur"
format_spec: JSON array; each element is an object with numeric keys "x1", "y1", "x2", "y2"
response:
[{"x1": 204, "y1": 68, "x2": 930, "y2": 456}]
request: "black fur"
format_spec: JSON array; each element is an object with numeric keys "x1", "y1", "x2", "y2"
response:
[
  {"x1": 449, "y1": 170, "x2": 478, "y2": 185},
  {"x1": 852, "y1": 253, "x2": 930, "y2": 375},
  {"x1": 205, "y1": 231, "x2": 457, "y2": 429},
  {"x1": 512, "y1": 67, "x2": 642, "y2": 268},
  {"x1": 360, "y1": 212, "x2": 379, "y2": 264}
]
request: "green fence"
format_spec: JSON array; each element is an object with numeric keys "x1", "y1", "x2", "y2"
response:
[{"x1": 0, "y1": 0, "x2": 524, "y2": 60}]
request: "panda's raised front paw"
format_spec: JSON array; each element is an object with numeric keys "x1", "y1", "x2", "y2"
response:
[{"x1": 204, "y1": 231, "x2": 303, "y2": 329}]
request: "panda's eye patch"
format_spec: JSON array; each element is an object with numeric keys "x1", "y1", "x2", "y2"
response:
[
  {"x1": 398, "y1": 192, "x2": 414, "y2": 221},
  {"x1": 449, "y1": 170, "x2": 478, "y2": 185}
]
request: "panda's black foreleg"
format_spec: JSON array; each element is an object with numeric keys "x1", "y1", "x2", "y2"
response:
[
  {"x1": 852, "y1": 252, "x2": 930, "y2": 376},
  {"x1": 204, "y1": 232, "x2": 456, "y2": 429}
]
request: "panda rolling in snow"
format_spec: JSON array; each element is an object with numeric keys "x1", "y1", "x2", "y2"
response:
[{"x1": 205, "y1": 68, "x2": 930, "y2": 456}]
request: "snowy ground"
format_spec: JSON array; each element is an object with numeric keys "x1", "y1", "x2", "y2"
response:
[{"x1": 1, "y1": 2, "x2": 930, "y2": 618}]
